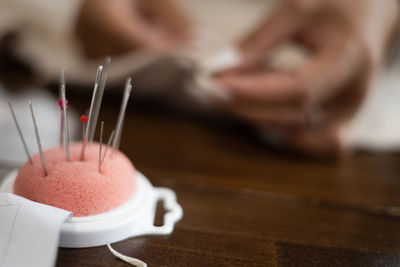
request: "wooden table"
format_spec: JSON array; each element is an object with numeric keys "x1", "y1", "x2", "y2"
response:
[{"x1": 53, "y1": 92, "x2": 400, "y2": 267}]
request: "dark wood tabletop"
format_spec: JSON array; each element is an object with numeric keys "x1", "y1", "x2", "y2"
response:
[{"x1": 51, "y1": 91, "x2": 400, "y2": 267}]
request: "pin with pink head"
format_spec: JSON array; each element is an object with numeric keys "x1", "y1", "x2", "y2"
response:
[{"x1": 58, "y1": 99, "x2": 69, "y2": 110}]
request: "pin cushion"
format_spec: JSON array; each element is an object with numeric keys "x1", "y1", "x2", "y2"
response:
[{"x1": 14, "y1": 142, "x2": 136, "y2": 217}]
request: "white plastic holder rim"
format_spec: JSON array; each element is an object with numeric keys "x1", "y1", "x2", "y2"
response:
[{"x1": 0, "y1": 170, "x2": 183, "y2": 248}]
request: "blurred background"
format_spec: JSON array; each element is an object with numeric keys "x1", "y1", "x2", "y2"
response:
[{"x1": 0, "y1": 0, "x2": 399, "y2": 172}]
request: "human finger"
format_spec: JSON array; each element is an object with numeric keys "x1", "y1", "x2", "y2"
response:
[
  {"x1": 217, "y1": 71, "x2": 306, "y2": 106},
  {"x1": 232, "y1": 1, "x2": 311, "y2": 70},
  {"x1": 221, "y1": 103, "x2": 308, "y2": 128}
]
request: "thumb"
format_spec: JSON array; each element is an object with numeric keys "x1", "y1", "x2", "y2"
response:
[{"x1": 285, "y1": 124, "x2": 343, "y2": 157}]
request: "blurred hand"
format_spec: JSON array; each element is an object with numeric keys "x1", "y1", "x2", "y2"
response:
[
  {"x1": 217, "y1": 0, "x2": 399, "y2": 157},
  {"x1": 76, "y1": 0, "x2": 192, "y2": 58}
]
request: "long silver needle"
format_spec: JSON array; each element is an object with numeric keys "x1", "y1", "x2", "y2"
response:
[
  {"x1": 86, "y1": 66, "x2": 103, "y2": 138},
  {"x1": 59, "y1": 113, "x2": 64, "y2": 147},
  {"x1": 89, "y1": 57, "x2": 110, "y2": 143},
  {"x1": 29, "y1": 101, "x2": 48, "y2": 176},
  {"x1": 59, "y1": 68, "x2": 65, "y2": 99},
  {"x1": 8, "y1": 102, "x2": 32, "y2": 164},
  {"x1": 80, "y1": 65, "x2": 103, "y2": 161},
  {"x1": 99, "y1": 121, "x2": 104, "y2": 173},
  {"x1": 115, "y1": 114, "x2": 125, "y2": 151},
  {"x1": 112, "y1": 77, "x2": 132, "y2": 154},
  {"x1": 102, "y1": 130, "x2": 115, "y2": 163},
  {"x1": 59, "y1": 69, "x2": 65, "y2": 146},
  {"x1": 61, "y1": 71, "x2": 70, "y2": 161}
]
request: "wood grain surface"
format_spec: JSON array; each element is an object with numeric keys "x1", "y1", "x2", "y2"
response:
[{"x1": 55, "y1": 92, "x2": 400, "y2": 267}]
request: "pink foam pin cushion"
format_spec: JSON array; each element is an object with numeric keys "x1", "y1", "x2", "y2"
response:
[
  {"x1": 14, "y1": 142, "x2": 136, "y2": 217},
  {"x1": 4, "y1": 67, "x2": 181, "y2": 254}
]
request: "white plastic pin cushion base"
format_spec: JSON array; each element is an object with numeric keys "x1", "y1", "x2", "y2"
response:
[{"x1": 0, "y1": 170, "x2": 183, "y2": 248}]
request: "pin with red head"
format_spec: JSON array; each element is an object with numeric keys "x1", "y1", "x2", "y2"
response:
[{"x1": 80, "y1": 115, "x2": 88, "y2": 141}]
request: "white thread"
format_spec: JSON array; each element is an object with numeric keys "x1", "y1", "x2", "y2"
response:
[{"x1": 107, "y1": 242, "x2": 147, "y2": 267}]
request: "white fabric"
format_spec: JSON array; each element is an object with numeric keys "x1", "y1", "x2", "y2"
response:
[
  {"x1": 0, "y1": 193, "x2": 71, "y2": 267},
  {"x1": 342, "y1": 64, "x2": 400, "y2": 151}
]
